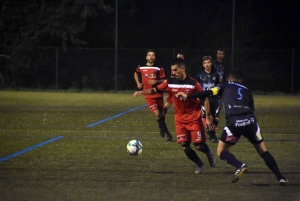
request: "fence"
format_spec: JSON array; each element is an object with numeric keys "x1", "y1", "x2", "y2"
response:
[{"x1": 0, "y1": 47, "x2": 299, "y2": 94}]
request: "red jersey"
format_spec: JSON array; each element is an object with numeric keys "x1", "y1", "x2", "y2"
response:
[
  {"x1": 136, "y1": 64, "x2": 166, "y2": 98},
  {"x1": 156, "y1": 77, "x2": 203, "y2": 123}
]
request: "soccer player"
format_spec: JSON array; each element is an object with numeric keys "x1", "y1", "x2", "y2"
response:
[
  {"x1": 134, "y1": 50, "x2": 172, "y2": 141},
  {"x1": 212, "y1": 49, "x2": 227, "y2": 112},
  {"x1": 195, "y1": 56, "x2": 220, "y2": 143},
  {"x1": 212, "y1": 49, "x2": 227, "y2": 83},
  {"x1": 163, "y1": 53, "x2": 184, "y2": 114},
  {"x1": 134, "y1": 58, "x2": 216, "y2": 174},
  {"x1": 175, "y1": 70, "x2": 288, "y2": 185}
]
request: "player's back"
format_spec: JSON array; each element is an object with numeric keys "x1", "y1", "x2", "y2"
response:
[{"x1": 219, "y1": 81, "x2": 254, "y2": 118}]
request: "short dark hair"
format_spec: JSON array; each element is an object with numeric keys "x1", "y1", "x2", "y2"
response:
[
  {"x1": 217, "y1": 49, "x2": 225, "y2": 53},
  {"x1": 146, "y1": 49, "x2": 156, "y2": 55},
  {"x1": 228, "y1": 70, "x2": 243, "y2": 80},
  {"x1": 171, "y1": 58, "x2": 185, "y2": 66},
  {"x1": 202, "y1": 55, "x2": 212, "y2": 62}
]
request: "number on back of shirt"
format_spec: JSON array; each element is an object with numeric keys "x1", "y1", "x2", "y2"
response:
[{"x1": 237, "y1": 88, "x2": 242, "y2": 100}]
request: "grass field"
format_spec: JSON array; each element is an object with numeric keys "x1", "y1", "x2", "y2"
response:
[{"x1": 0, "y1": 91, "x2": 300, "y2": 201}]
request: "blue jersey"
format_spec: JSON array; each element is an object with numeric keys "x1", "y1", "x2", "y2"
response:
[
  {"x1": 195, "y1": 70, "x2": 219, "y2": 91},
  {"x1": 218, "y1": 81, "x2": 254, "y2": 119},
  {"x1": 212, "y1": 60, "x2": 227, "y2": 83}
]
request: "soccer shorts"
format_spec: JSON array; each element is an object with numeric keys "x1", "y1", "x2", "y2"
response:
[
  {"x1": 220, "y1": 114, "x2": 264, "y2": 145},
  {"x1": 175, "y1": 119, "x2": 206, "y2": 143},
  {"x1": 201, "y1": 97, "x2": 220, "y2": 118},
  {"x1": 145, "y1": 97, "x2": 163, "y2": 112}
]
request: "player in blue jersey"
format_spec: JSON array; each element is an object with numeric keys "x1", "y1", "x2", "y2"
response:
[
  {"x1": 195, "y1": 56, "x2": 220, "y2": 143},
  {"x1": 175, "y1": 70, "x2": 288, "y2": 186},
  {"x1": 212, "y1": 49, "x2": 227, "y2": 117}
]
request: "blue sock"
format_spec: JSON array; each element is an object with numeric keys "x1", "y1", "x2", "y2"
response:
[{"x1": 220, "y1": 150, "x2": 243, "y2": 169}]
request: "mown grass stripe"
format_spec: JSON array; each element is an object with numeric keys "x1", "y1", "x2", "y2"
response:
[
  {"x1": 0, "y1": 136, "x2": 64, "y2": 162},
  {"x1": 86, "y1": 104, "x2": 147, "y2": 128}
]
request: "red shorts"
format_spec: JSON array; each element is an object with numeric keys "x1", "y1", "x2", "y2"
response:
[
  {"x1": 145, "y1": 97, "x2": 163, "y2": 112},
  {"x1": 175, "y1": 119, "x2": 206, "y2": 143}
]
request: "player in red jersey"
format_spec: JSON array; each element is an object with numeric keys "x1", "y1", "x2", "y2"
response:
[
  {"x1": 134, "y1": 50, "x2": 172, "y2": 141},
  {"x1": 163, "y1": 53, "x2": 184, "y2": 114},
  {"x1": 134, "y1": 58, "x2": 216, "y2": 173}
]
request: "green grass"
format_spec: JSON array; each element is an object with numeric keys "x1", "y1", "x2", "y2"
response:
[{"x1": 0, "y1": 91, "x2": 299, "y2": 201}]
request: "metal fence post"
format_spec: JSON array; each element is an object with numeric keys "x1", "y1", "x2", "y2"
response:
[
  {"x1": 56, "y1": 47, "x2": 58, "y2": 92},
  {"x1": 291, "y1": 48, "x2": 294, "y2": 95}
]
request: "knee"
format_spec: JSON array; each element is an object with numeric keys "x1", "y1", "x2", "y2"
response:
[{"x1": 180, "y1": 142, "x2": 191, "y2": 153}]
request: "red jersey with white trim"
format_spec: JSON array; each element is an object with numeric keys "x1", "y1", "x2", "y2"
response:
[
  {"x1": 156, "y1": 77, "x2": 203, "y2": 123},
  {"x1": 136, "y1": 63, "x2": 166, "y2": 98}
]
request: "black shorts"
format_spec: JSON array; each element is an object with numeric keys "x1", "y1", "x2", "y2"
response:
[
  {"x1": 201, "y1": 97, "x2": 220, "y2": 118},
  {"x1": 219, "y1": 114, "x2": 264, "y2": 145}
]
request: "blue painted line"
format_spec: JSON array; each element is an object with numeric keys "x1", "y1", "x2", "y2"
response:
[
  {"x1": 0, "y1": 136, "x2": 64, "y2": 163},
  {"x1": 86, "y1": 104, "x2": 147, "y2": 128}
]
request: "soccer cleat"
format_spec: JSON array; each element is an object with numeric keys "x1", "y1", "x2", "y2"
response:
[
  {"x1": 279, "y1": 178, "x2": 289, "y2": 186},
  {"x1": 206, "y1": 148, "x2": 216, "y2": 167},
  {"x1": 232, "y1": 164, "x2": 248, "y2": 183},
  {"x1": 166, "y1": 133, "x2": 173, "y2": 141},
  {"x1": 195, "y1": 165, "x2": 205, "y2": 174},
  {"x1": 159, "y1": 128, "x2": 165, "y2": 138}
]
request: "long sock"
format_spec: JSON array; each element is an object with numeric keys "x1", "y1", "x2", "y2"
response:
[
  {"x1": 157, "y1": 116, "x2": 170, "y2": 133},
  {"x1": 185, "y1": 148, "x2": 203, "y2": 166},
  {"x1": 207, "y1": 130, "x2": 217, "y2": 139},
  {"x1": 198, "y1": 143, "x2": 209, "y2": 153},
  {"x1": 261, "y1": 151, "x2": 284, "y2": 180},
  {"x1": 220, "y1": 150, "x2": 243, "y2": 169}
]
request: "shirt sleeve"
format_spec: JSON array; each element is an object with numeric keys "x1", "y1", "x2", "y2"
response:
[
  {"x1": 135, "y1": 65, "x2": 141, "y2": 73},
  {"x1": 159, "y1": 67, "x2": 166, "y2": 79},
  {"x1": 195, "y1": 81, "x2": 203, "y2": 93},
  {"x1": 156, "y1": 79, "x2": 168, "y2": 93}
]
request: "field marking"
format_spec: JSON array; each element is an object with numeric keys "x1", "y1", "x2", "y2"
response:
[
  {"x1": 0, "y1": 136, "x2": 63, "y2": 163},
  {"x1": 86, "y1": 104, "x2": 147, "y2": 128}
]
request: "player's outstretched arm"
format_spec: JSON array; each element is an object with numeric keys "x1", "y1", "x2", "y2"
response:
[
  {"x1": 133, "y1": 88, "x2": 157, "y2": 98},
  {"x1": 175, "y1": 87, "x2": 219, "y2": 99}
]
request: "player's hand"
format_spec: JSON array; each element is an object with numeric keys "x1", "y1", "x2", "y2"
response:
[
  {"x1": 133, "y1": 91, "x2": 143, "y2": 97},
  {"x1": 205, "y1": 116, "x2": 218, "y2": 131},
  {"x1": 175, "y1": 92, "x2": 187, "y2": 100},
  {"x1": 148, "y1": 80, "x2": 158, "y2": 85},
  {"x1": 137, "y1": 83, "x2": 143, "y2": 89}
]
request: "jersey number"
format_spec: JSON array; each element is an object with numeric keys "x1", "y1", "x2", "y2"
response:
[{"x1": 237, "y1": 88, "x2": 242, "y2": 100}]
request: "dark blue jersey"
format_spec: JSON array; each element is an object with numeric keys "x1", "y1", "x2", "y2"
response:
[
  {"x1": 218, "y1": 81, "x2": 254, "y2": 118},
  {"x1": 195, "y1": 70, "x2": 219, "y2": 91},
  {"x1": 212, "y1": 60, "x2": 227, "y2": 83}
]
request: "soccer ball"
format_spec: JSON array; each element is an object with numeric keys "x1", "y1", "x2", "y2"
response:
[{"x1": 127, "y1": 140, "x2": 143, "y2": 156}]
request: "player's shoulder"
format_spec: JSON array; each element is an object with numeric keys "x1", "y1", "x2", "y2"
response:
[
  {"x1": 186, "y1": 76, "x2": 199, "y2": 85},
  {"x1": 195, "y1": 69, "x2": 205, "y2": 76}
]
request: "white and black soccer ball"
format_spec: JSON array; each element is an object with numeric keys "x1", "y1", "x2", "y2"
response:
[{"x1": 127, "y1": 140, "x2": 143, "y2": 156}]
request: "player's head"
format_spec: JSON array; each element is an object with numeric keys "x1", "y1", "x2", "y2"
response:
[
  {"x1": 177, "y1": 52, "x2": 184, "y2": 60},
  {"x1": 202, "y1": 56, "x2": 212, "y2": 71},
  {"x1": 228, "y1": 70, "x2": 243, "y2": 83},
  {"x1": 216, "y1": 49, "x2": 225, "y2": 61},
  {"x1": 171, "y1": 58, "x2": 186, "y2": 80},
  {"x1": 146, "y1": 49, "x2": 156, "y2": 63}
]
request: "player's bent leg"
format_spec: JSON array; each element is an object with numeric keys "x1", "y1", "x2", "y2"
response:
[
  {"x1": 195, "y1": 143, "x2": 216, "y2": 167},
  {"x1": 181, "y1": 142, "x2": 204, "y2": 173},
  {"x1": 218, "y1": 140, "x2": 247, "y2": 183},
  {"x1": 254, "y1": 142, "x2": 288, "y2": 185}
]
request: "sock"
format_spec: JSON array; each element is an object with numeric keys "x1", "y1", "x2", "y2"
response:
[
  {"x1": 220, "y1": 150, "x2": 243, "y2": 169},
  {"x1": 207, "y1": 130, "x2": 217, "y2": 139},
  {"x1": 185, "y1": 148, "x2": 203, "y2": 166},
  {"x1": 198, "y1": 143, "x2": 209, "y2": 153},
  {"x1": 157, "y1": 116, "x2": 170, "y2": 133},
  {"x1": 261, "y1": 151, "x2": 284, "y2": 180}
]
